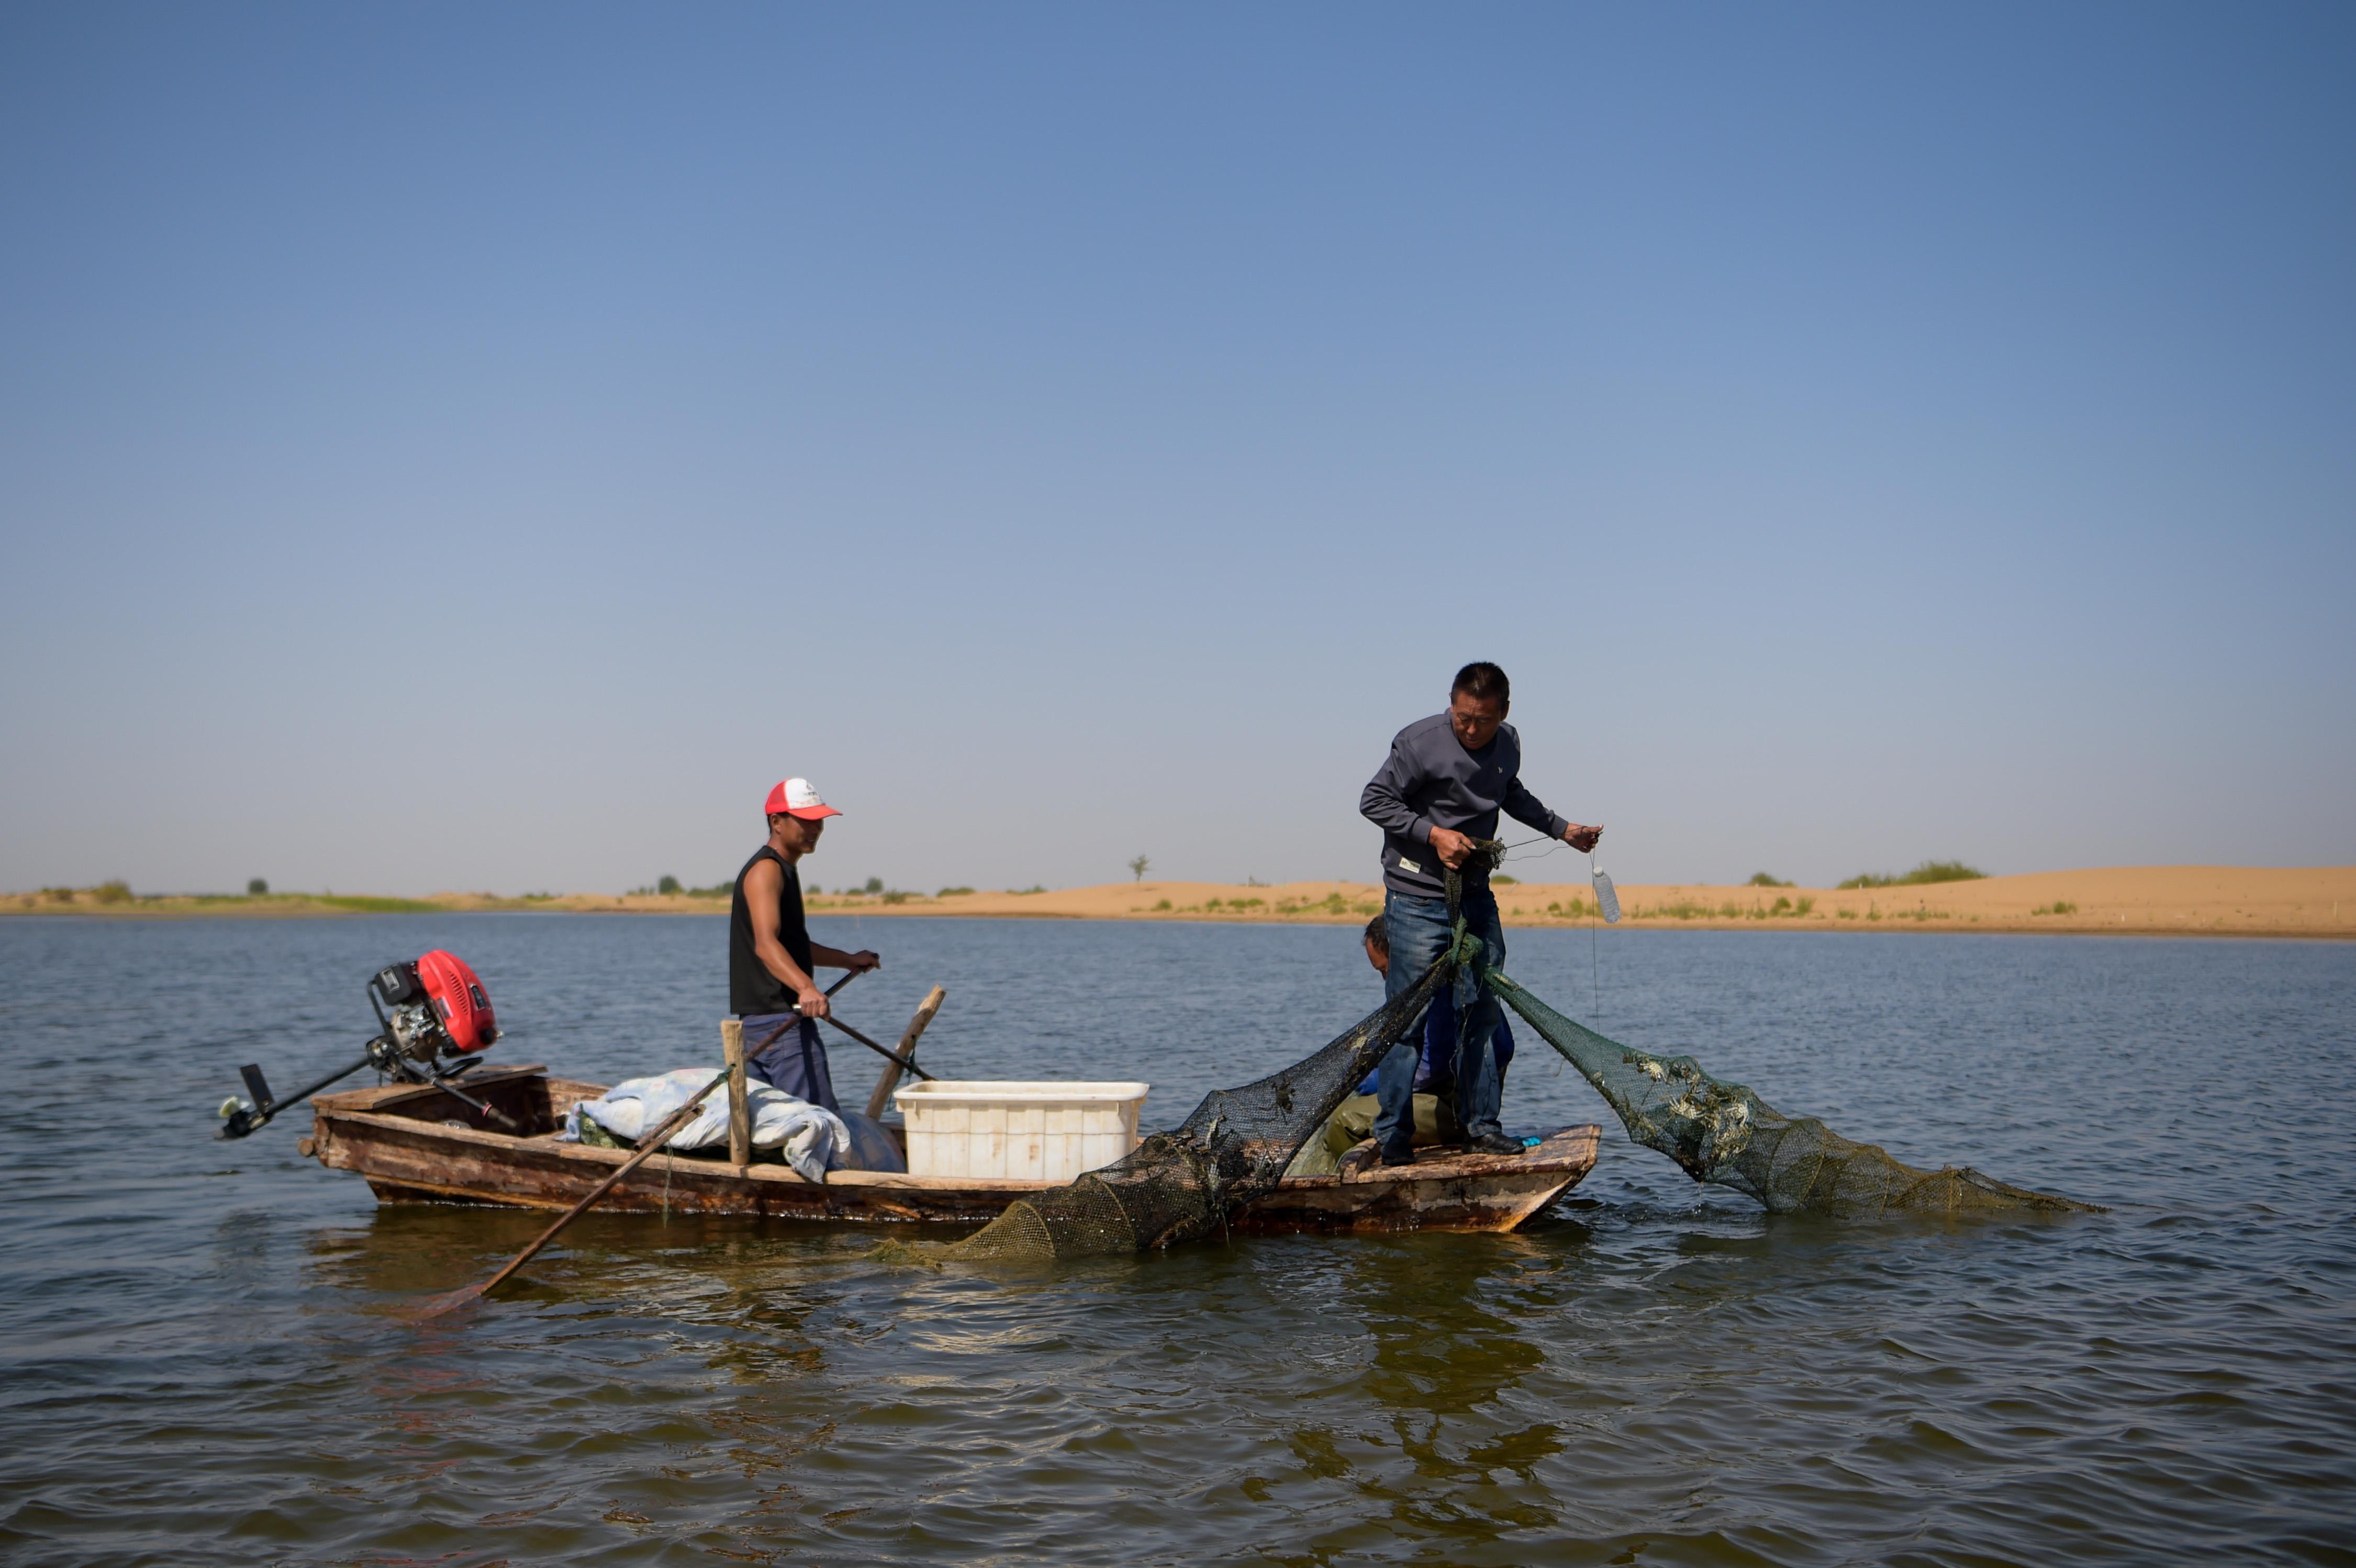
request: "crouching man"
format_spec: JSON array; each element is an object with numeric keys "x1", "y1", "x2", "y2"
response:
[
  {"x1": 729, "y1": 777, "x2": 879, "y2": 1114},
  {"x1": 1289, "y1": 915, "x2": 1523, "y2": 1175}
]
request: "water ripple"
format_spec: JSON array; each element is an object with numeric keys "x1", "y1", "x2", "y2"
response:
[{"x1": 2, "y1": 917, "x2": 2351, "y2": 1565}]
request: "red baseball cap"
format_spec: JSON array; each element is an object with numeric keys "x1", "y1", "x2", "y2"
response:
[{"x1": 764, "y1": 777, "x2": 841, "y2": 820}]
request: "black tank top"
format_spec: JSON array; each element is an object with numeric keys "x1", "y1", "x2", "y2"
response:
[{"x1": 729, "y1": 844, "x2": 813, "y2": 1016}]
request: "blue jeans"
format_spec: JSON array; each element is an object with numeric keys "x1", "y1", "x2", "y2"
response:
[
  {"x1": 1376, "y1": 888, "x2": 1505, "y2": 1156},
  {"x1": 738, "y1": 1013, "x2": 841, "y2": 1115}
]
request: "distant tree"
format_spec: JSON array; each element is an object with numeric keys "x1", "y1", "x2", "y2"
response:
[
  {"x1": 247, "y1": 878, "x2": 269, "y2": 896},
  {"x1": 1746, "y1": 872, "x2": 1792, "y2": 888},
  {"x1": 1128, "y1": 854, "x2": 1150, "y2": 882},
  {"x1": 657, "y1": 875, "x2": 682, "y2": 895},
  {"x1": 864, "y1": 876, "x2": 884, "y2": 894}
]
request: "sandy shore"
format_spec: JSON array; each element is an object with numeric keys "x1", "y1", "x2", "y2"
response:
[
  {"x1": 13, "y1": 866, "x2": 2351, "y2": 937},
  {"x1": 802, "y1": 867, "x2": 2356, "y2": 938}
]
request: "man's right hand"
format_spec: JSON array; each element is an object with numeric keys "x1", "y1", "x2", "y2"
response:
[
  {"x1": 1428, "y1": 825, "x2": 1476, "y2": 870},
  {"x1": 795, "y1": 985, "x2": 830, "y2": 1020}
]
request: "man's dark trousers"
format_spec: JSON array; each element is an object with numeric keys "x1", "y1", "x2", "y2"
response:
[
  {"x1": 737, "y1": 1013, "x2": 842, "y2": 1114},
  {"x1": 1375, "y1": 887, "x2": 1505, "y2": 1159}
]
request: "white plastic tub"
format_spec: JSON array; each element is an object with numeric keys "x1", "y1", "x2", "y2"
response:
[{"x1": 893, "y1": 1080, "x2": 1150, "y2": 1182}]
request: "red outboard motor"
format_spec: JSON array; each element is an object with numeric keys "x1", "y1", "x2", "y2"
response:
[
  {"x1": 371, "y1": 949, "x2": 500, "y2": 1060},
  {"x1": 217, "y1": 949, "x2": 512, "y2": 1139}
]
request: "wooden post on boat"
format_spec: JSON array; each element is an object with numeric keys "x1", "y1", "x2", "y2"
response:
[
  {"x1": 866, "y1": 985, "x2": 947, "y2": 1121},
  {"x1": 720, "y1": 1018, "x2": 751, "y2": 1171}
]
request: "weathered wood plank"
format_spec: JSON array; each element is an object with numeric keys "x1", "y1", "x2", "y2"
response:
[{"x1": 720, "y1": 1018, "x2": 750, "y2": 1170}]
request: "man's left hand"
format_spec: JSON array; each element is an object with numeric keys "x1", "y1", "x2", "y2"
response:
[
  {"x1": 846, "y1": 949, "x2": 882, "y2": 973},
  {"x1": 1564, "y1": 823, "x2": 1603, "y2": 853}
]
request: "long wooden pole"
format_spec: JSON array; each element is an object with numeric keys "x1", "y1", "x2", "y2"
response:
[
  {"x1": 411, "y1": 1065, "x2": 734, "y2": 1318},
  {"x1": 817, "y1": 1013, "x2": 936, "y2": 1080},
  {"x1": 865, "y1": 985, "x2": 946, "y2": 1121}
]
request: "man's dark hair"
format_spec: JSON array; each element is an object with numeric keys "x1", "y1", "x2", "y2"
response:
[
  {"x1": 1451, "y1": 662, "x2": 1511, "y2": 705},
  {"x1": 1363, "y1": 914, "x2": 1388, "y2": 953}
]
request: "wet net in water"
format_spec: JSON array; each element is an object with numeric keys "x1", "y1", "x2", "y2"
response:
[
  {"x1": 938, "y1": 950, "x2": 1454, "y2": 1262},
  {"x1": 1486, "y1": 967, "x2": 2095, "y2": 1216}
]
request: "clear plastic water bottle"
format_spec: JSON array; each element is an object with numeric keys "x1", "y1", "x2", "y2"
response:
[{"x1": 1591, "y1": 863, "x2": 1621, "y2": 924}]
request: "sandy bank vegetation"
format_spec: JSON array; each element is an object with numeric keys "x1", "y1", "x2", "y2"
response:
[{"x1": 10, "y1": 867, "x2": 2352, "y2": 937}]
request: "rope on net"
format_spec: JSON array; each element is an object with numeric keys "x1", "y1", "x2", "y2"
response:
[{"x1": 891, "y1": 844, "x2": 2091, "y2": 1265}]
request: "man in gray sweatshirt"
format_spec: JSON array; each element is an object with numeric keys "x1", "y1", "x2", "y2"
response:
[{"x1": 1359, "y1": 662, "x2": 1602, "y2": 1162}]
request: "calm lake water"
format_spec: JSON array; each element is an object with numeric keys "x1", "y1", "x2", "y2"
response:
[{"x1": 2, "y1": 914, "x2": 2351, "y2": 1566}]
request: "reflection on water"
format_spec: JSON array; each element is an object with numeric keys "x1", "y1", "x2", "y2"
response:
[{"x1": 1, "y1": 914, "x2": 2352, "y2": 1565}]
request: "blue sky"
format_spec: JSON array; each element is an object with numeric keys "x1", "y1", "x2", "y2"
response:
[{"x1": 3, "y1": 3, "x2": 2350, "y2": 896}]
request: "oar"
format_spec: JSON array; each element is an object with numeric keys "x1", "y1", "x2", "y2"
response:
[
  {"x1": 414, "y1": 969, "x2": 869, "y2": 1318},
  {"x1": 816, "y1": 1012, "x2": 936, "y2": 1082},
  {"x1": 410, "y1": 1066, "x2": 734, "y2": 1318}
]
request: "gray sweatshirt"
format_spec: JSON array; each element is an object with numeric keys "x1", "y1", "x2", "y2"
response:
[{"x1": 1360, "y1": 713, "x2": 1569, "y2": 898}]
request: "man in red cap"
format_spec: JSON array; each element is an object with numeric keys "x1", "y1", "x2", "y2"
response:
[{"x1": 729, "y1": 777, "x2": 879, "y2": 1112}]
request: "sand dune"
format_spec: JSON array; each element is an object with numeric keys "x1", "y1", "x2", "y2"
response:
[
  {"x1": 800, "y1": 866, "x2": 2356, "y2": 938},
  {"x1": 11, "y1": 866, "x2": 2350, "y2": 937}
]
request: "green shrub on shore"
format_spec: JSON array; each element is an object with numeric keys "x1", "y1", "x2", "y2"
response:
[
  {"x1": 1747, "y1": 872, "x2": 1791, "y2": 887},
  {"x1": 2031, "y1": 901, "x2": 2079, "y2": 916},
  {"x1": 314, "y1": 895, "x2": 440, "y2": 914},
  {"x1": 93, "y1": 880, "x2": 132, "y2": 904},
  {"x1": 1838, "y1": 860, "x2": 1986, "y2": 890},
  {"x1": 1645, "y1": 900, "x2": 1714, "y2": 920},
  {"x1": 1795, "y1": 896, "x2": 1816, "y2": 915},
  {"x1": 937, "y1": 887, "x2": 975, "y2": 898}
]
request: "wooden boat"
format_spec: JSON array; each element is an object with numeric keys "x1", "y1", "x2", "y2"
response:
[{"x1": 302, "y1": 1065, "x2": 1601, "y2": 1234}]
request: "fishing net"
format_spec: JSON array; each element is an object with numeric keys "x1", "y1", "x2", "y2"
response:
[
  {"x1": 913, "y1": 852, "x2": 2089, "y2": 1266},
  {"x1": 1484, "y1": 968, "x2": 2096, "y2": 1216},
  {"x1": 936, "y1": 945, "x2": 1458, "y2": 1262}
]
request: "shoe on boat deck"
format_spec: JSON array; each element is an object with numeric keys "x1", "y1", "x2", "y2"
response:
[{"x1": 1463, "y1": 1132, "x2": 1523, "y2": 1157}]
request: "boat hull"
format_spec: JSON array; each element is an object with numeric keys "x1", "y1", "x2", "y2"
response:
[{"x1": 305, "y1": 1066, "x2": 1600, "y2": 1235}]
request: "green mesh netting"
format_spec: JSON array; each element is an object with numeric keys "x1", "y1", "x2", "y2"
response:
[
  {"x1": 919, "y1": 855, "x2": 2090, "y2": 1264},
  {"x1": 936, "y1": 945, "x2": 1457, "y2": 1262},
  {"x1": 1485, "y1": 968, "x2": 2096, "y2": 1216}
]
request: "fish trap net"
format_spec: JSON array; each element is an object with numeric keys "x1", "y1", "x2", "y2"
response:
[{"x1": 1484, "y1": 968, "x2": 2096, "y2": 1216}]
